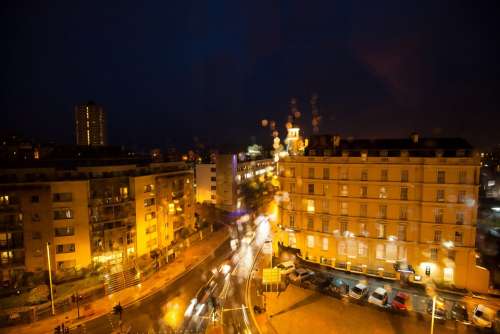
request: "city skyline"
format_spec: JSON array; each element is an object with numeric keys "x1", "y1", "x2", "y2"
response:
[{"x1": 2, "y1": 1, "x2": 500, "y2": 150}]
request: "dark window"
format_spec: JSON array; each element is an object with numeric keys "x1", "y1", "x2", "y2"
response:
[
  {"x1": 308, "y1": 184, "x2": 314, "y2": 194},
  {"x1": 210, "y1": 167, "x2": 216, "y2": 173},
  {"x1": 31, "y1": 195, "x2": 39, "y2": 203},
  {"x1": 32, "y1": 232, "x2": 41, "y2": 239},
  {"x1": 55, "y1": 227, "x2": 75, "y2": 237},
  {"x1": 53, "y1": 192, "x2": 72, "y2": 202},
  {"x1": 211, "y1": 185, "x2": 217, "y2": 191},
  {"x1": 210, "y1": 176, "x2": 216, "y2": 182},
  {"x1": 53, "y1": 209, "x2": 73, "y2": 220}
]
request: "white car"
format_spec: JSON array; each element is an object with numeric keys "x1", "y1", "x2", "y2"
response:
[
  {"x1": 349, "y1": 283, "x2": 369, "y2": 300},
  {"x1": 274, "y1": 261, "x2": 295, "y2": 275},
  {"x1": 472, "y1": 304, "x2": 495, "y2": 328},
  {"x1": 368, "y1": 287, "x2": 388, "y2": 307}
]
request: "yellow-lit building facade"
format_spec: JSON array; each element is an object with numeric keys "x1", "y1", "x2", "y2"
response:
[
  {"x1": 0, "y1": 161, "x2": 194, "y2": 282},
  {"x1": 276, "y1": 135, "x2": 490, "y2": 293}
]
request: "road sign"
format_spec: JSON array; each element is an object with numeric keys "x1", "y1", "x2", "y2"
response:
[{"x1": 262, "y1": 268, "x2": 281, "y2": 285}]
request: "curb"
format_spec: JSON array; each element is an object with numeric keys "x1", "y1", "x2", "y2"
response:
[{"x1": 245, "y1": 244, "x2": 264, "y2": 334}]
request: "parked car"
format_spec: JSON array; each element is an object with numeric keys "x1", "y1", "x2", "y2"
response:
[
  {"x1": 450, "y1": 302, "x2": 470, "y2": 324},
  {"x1": 325, "y1": 278, "x2": 349, "y2": 298},
  {"x1": 391, "y1": 292, "x2": 409, "y2": 311},
  {"x1": 288, "y1": 268, "x2": 314, "y2": 285},
  {"x1": 426, "y1": 296, "x2": 447, "y2": 320},
  {"x1": 349, "y1": 283, "x2": 369, "y2": 300},
  {"x1": 302, "y1": 274, "x2": 330, "y2": 291},
  {"x1": 274, "y1": 261, "x2": 295, "y2": 276},
  {"x1": 368, "y1": 287, "x2": 389, "y2": 307},
  {"x1": 472, "y1": 304, "x2": 495, "y2": 329}
]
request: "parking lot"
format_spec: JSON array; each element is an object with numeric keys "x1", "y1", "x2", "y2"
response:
[{"x1": 266, "y1": 258, "x2": 500, "y2": 333}]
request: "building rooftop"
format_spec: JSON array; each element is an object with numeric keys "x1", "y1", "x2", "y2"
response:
[{"x1": 306, "y1": 135, "x2": 476, "y2": 158}]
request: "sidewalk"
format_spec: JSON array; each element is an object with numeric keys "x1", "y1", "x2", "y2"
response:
[{"x1": 0, "y1": 227, "x2": 230, "y2": 334}]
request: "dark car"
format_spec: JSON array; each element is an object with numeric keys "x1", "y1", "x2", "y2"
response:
[
  {"x1": 449, "y1": 302, "x2": 469, "y2": 324},
  {"x1": 302, "y1": 274, "x2": 330, "y2": 290},
  {"x1": 426, "y1": 297, "x2": 447, "y2": 320},
  {"x1": 288, "y1": 268, "x2": 315, "y2": 285},
  {"x1": 325, "y1": 278, "x2": 350, "y2": 298}
]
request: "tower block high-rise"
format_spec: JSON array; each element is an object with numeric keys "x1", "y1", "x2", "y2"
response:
[{"x1": 74, "y1": 101, "x2": 107, "y2": 146}]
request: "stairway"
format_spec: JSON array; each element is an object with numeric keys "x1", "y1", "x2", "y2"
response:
[{"x1": 104, "y1": 267, "x2": 141, "y2": 295}]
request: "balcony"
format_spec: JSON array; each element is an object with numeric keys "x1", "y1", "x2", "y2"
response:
[{"x1": 0, "y1": 240, "x2": 24, "y2": 251}]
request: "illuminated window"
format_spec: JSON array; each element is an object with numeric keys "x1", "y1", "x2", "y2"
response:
[
  {"x1": 377, "y1": 223, "x2": 386, "y2": 238},
  {"x1": 386, "y1": 244, "x2": 397, "y2": 261},
  {"x1": 443, "y1": 267, "x2": 454, "y2": 282},
  {"x1": 359, "y1": 222, "x2": 367, "y2": 236},
  {"x1": 144, "y1": 184, "x2": 155, "y2": 193},
  {"x1": 322, "y1": 237, "x2": 329, "y2": 251},
  {"x1": 144, "y1": 198, "x2": 155, "y2": 207},
  {"x1": 0, "y1": 195, "x2": 9, "y2": 205},
  {"x1": 289, "y1": 233, "x2": 297, "y2": 247},
  {"x1": 358, "y1": 242, "x2": 368, "y2": 257},
  {"x1": 340, "y1": 185, "x2": 348, "y2": 196},
  {"x1": 145, "y1": 212, "x2": 156, "y2": 221},
  {"x1": 338, "y1": 241, "x2": 346, "y2": 256},
  {"x1": 340, "y1": 202, "x2": 348, "y2": 216},
  {"x1": 379, "y1": 187, "x2": 387, "y2": 199},
  {"x1": 120, "y1": 187, "x2": 128, "y2": 198},
  {"x1": 307, "y1": 235, "x2": 315, "y2": 248},
  {"x1": 347, "y1": 239, "x2": 356, "y2": 257},
  {"x1": 376, "y1": 244, "x2": 385, "y2": 259},
  {"x1": 306, "y1": 199, "x2": 315, "y2": 213},
  {"x1": 54, "y1": 209, "x2": 73, "y2": 220}
]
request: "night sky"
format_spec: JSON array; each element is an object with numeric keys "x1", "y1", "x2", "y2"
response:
[{"x1": 2, "y1": 1, "x2": 499, "y2": 151}]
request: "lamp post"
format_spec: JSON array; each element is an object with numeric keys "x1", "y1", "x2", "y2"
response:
[
  {"x1": 430, "y1": 295, "x2": 436, "y2": 334},
  {"x1": 46, "y1": 242, "x2": 55, "y2": 316}
]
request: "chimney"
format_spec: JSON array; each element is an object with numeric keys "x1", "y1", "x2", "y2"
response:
[{"x1": 410, "y1": 132, "x2": 419, "y2": 144}]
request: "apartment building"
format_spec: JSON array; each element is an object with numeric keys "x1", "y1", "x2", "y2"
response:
[
  {"x1": 276, "y1": 134, "x2": 490, "y2": 293},
  {"x1": 0, "y1": 161, "x2": 194, "y2": 283},
  {"x1": 215, "y1": 154, "x2": 275, "y2": 211},
  {"x1": 195, "y1": 163, "x2": 216, "y2": 204}
]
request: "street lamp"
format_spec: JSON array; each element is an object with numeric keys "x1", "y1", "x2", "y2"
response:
[
  {"x1": 430, "y1": 295, "x2": 436, "y2": 334},
  {"x1": 46, "y1": 242, "x2": 55, "y2": 316}
]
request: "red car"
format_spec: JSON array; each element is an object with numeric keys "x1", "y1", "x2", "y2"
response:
[{"x1": 391, "y1": 292, "x2": 409, "y2": 311}]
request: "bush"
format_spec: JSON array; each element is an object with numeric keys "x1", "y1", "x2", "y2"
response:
[{"x1": 27, "y1": 284, "x2": 49, "y2": 305}]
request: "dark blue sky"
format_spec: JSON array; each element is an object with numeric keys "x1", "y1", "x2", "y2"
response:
[{"x1": 2, "y1": 1, "x2": 499, "y2": 150}]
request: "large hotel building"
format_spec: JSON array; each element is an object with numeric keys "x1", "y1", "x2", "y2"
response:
[
  {"x1": 0, "y1": 160, "x2": 194, "y2": 282},
  {"x1": 276, "y1": 134, "x2": 490, "y2": 293}
]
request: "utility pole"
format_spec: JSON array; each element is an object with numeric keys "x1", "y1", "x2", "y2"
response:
[{"x1": 46, "y1": 242, "x2": 55, "y2": 316}]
